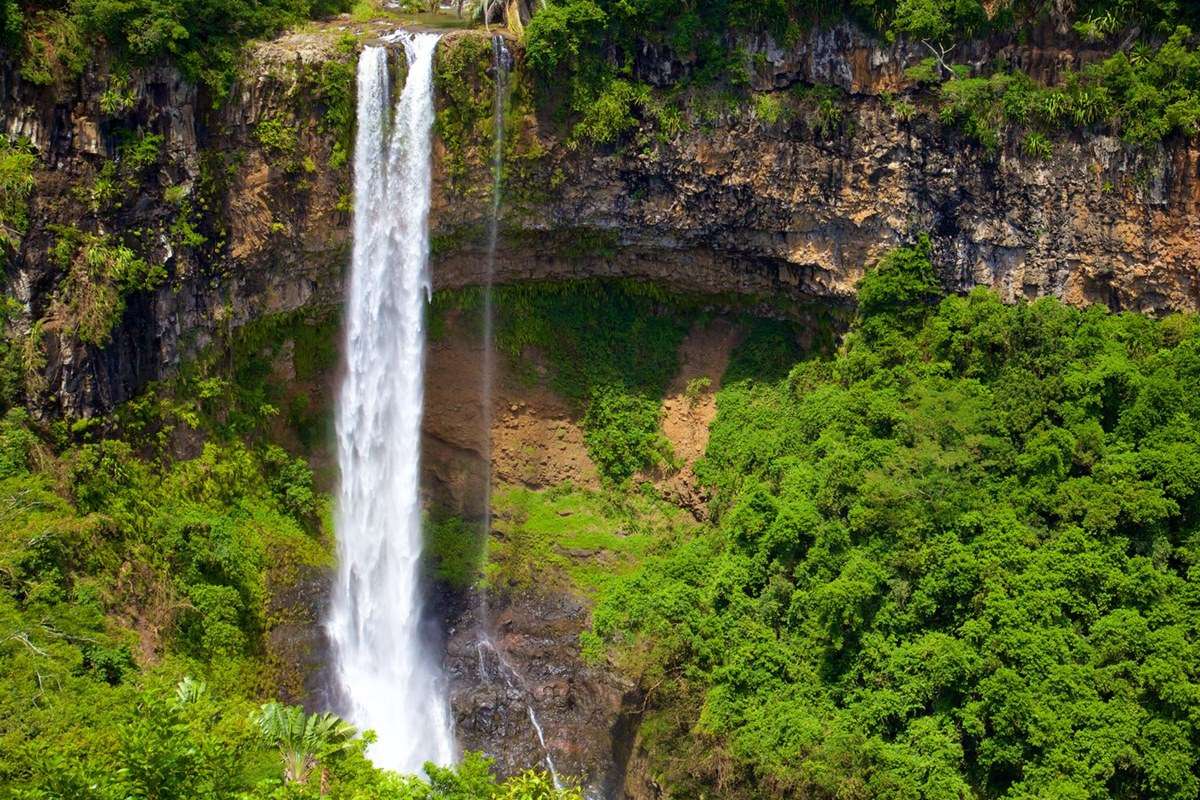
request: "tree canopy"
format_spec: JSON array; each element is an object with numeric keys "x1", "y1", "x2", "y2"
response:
[{"x1": 590, "y1": 242, "x2": 1200, "y2": 799}]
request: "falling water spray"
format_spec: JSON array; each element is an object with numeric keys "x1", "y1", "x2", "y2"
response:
[
  {"x1": 327, "y1": 33, "x2": 455, "y2": 774},
  {"x1": 479, "y1": 34, "x2": 511, "y2": 548}
]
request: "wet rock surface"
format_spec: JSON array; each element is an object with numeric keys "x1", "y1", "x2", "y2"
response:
[{"x1": 442, "y1": 587, "x2": 634, "y2": 797}]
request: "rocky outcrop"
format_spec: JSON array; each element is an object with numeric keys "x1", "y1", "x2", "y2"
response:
[
  {"x1": 443, "y1": 587, "x2": 634, "y2": 797},
  {"x1": 1, "y1": 26, "x2": 361, "y2": 417},
  {"x1": 434, "y1": 57, "x2": 1198, "y2": 317},
  {"x1": 5, "y1": 23, "x2": 1199, "y2": 415}
]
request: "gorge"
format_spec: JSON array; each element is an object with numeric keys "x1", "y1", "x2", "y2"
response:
[{"x1": 1, "y1": 2, "x2": 1200, "y2": 799}]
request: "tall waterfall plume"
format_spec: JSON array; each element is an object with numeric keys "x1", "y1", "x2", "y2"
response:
[
  {"x1": 327, "y1": 33, "x2": 455, "y2": 773},
  {"x1": 471, "y1": 35, "x2": 562, "y2": 789}
]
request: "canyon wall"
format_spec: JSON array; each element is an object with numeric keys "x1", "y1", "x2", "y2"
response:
[
  {"x1": 3, "y1": 20, "x2": 1200, "y2": 794},
  {"x1": 2, "y1": 23, "x2": 1198, "y2": 417}
]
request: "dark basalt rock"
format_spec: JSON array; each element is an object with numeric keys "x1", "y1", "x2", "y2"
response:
[{"x1": 440, "y1": 585, "x2": 634, "y2": 797}]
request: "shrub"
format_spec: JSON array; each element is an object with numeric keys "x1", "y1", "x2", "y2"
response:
[
  {"x1": 752, "y1": 93, "x2": 785, "y2": 125},
  {"x1": 50, "y1": 230, "x2": 167, "y2": 347},
  {"x1": 0, "y1": 137, "x2": 36, "y2": 265},
  {"x1": 71, "y1": 0, "x2": 354, "y2": 98},
  {"x1": 18, "y1": 10, "x2": 86, "y2": 86},
  {"x1": 684, "y1": 376, "x2": 712, "y2": 408}
]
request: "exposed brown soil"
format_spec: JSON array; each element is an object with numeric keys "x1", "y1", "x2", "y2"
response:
[
  {"x1": 421, "y1": 310, "x2": 598, "y2": 516},
  {"x1": 422, "y1": 310, "x2": 745, "y2": 519},
  {"x1": 653, "y1": 318, "x2": 742, "y2": 518}
]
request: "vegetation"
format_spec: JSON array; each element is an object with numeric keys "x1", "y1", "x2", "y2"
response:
[
  {"x1": 491, "y1": 280, "x2": 689, "y2": 484},
  {"x1": 588, "y1": 239, "x2": 1200, "y2": 798},
  {"x1": 308, "y1": 33, "x2": 359, "y2": 170},
  {"x1": 522, "y1": 0, "x2": 1200, "y2": 146},
  {"x1": 928, "y1": 26, "x2": 1200, "y2": 149},
  {"x1": 0, "y1": 137, "x2": 36, "y2": 268},
  {"x1": 15, "y1": 8, "x2": 86, "y2": 86},
  {"x1": 48, "y1": 228, "x2": 167, "y2": 347},
  {"x1": 484, "y1": 482, "x2": 695, "y2": 597},
  {"x1": 4, "y1": 0, "x2": 354, "y2": 98},
  {"x1": 254, "y1": 700, "x2": 357, "y2": 785},
  {"x1": 0, "y1": 401, "x2": 328, "y2": 792}
]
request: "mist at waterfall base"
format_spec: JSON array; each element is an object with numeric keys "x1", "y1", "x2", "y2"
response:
[{"x1": 326, "y1": 33, "x2": 455, "y2": 774}]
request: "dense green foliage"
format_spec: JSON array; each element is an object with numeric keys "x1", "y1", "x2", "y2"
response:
[
  {"x1": 524, "y1": 0, "x2": 1200, "y2": 145},
  {"x1": 0, "y1": 137, "x2": 35, "y2": 268},
  {"x1": 929, "y1": 25, "x2": 1200, "y2": 148},
  {"x1": 0, "y1": 405, "x2": 330, "y2": 793},
  {"x1": 590, "y1": 243, "x2": 1200, "y2": 798},
  {"x1": 6, "y1": 0, "x2": 352, "y2": 96}
]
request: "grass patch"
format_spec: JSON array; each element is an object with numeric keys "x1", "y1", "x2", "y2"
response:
[
  {"x1": 485, "y1": 482, "x2": 695, "y2": 597},
  {"x1": 425, "y1": 515, "x2": 485, "y2": 589}
]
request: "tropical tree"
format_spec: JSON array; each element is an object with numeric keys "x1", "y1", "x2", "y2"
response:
[{"x1": 254, "y1": 701, "x2": 358, "y2": 786}]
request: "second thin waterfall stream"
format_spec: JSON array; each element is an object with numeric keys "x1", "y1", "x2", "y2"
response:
[
  {"x1": 327, "y1": 32, "x2": 455, "y2": 773},
  {"x1": 476, "y1": 34, "x2": 564, "y2": 791}
]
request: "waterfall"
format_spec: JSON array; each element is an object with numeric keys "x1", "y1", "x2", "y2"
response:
[
  {"x1": 479, "y1": 34, "x2": 510, "y2": 540},
  {"x1": 470, "y1": 36, "x2": 563, "y2": 792},
  {"x1": 327, "y1": 33, "x2": 455, "y2": 774}
]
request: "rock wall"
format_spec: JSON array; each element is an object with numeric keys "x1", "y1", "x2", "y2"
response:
[
  {"x1": 4, "y1": 23, "x2": 1199, "y2": 415},
  {"x1": 4, "y1": 21, "x2": 1200, "y2": 795}
]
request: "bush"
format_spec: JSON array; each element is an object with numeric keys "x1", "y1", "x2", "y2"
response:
[
  {"x1": 49, "y1": 230, "x2": 167, "y2": 347},
  {"x1": 0, "y1": 136, "x2": 36, "y2": 266},
  {"x1": 425, "y1": 515, "x2": 484, "y2": 588},
  {"x1": 18, "y1": 10, "x2": 86, "y2": 86},
  {"x1": 590, "y1": 241, "x2": 1200, "y2": 798},
  {"x1": 583, "y1": 387, "x2": 673, "y2": 485}
]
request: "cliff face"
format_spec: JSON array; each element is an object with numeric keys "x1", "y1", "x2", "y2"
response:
[
  {"x1": 435, "y1": 24, "x2": 1200, "y2": 316},
  {"x1": 4, "y1": 23, "x2": 1199, "y2": 415},
  {"x1": 4, "y1": 19, "x2": 1200, "y2": 794},
  {"x1": 1, "y1": 27, "x2": 357, "y2": 418}
]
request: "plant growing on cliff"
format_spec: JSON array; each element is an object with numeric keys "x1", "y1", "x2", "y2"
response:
[
  {"x1": 99, "y1": 71, "x2": 138, "y2": 115},
  {"x1": 433, "y1": 33, "x2": 495, "y2": 189},
  {"x1": 18, "y1": 9, "x2": 86, "y2": 86},
  {"x1": 71, "y1": 0, "x2": 354, "y2": 99},
  {"x1": 684, "y1": 376, "x2": 712, "y2": 409},
  {"x1": 49, "y1": 229, "x2": 167, "y2": 347},
  {"x1": 752, "y1": 92, "x2": 786, "y2": 125},
  {"x1": 309, "y1": 33, "x2": 358, "y2": 170},
  {"x1": 0, "y1": 136, "x2": 36, "y2": 266},
  {"x1": 255, "y1": 117, "x2": 301, "y2": 172}
]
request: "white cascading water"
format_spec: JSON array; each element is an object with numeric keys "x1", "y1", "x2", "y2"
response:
[{"x1": 327, "y1": 33, "x2": 455, "y2": 773}]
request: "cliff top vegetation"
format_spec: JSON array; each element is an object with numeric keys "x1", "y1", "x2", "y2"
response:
[{"x1": 525, "y1": 0, "x2": 1200, "y2": 146}]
